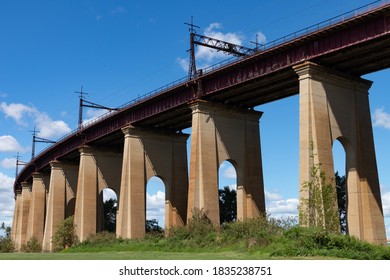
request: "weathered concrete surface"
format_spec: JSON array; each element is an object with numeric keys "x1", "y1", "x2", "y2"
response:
[
  {"x1": 26, "y1": 172, "x2": 49, "y2": 245},
  {"x1": 42, "y1": 161, "x2": 78, "y2": 251},
  {"x1": 14, "y1": 182, "x2": 31, "y2": 250},
  {"x1": 74, "y1": 147, "x2": 122, "y2": 242},
  {"x1": 117, "y1": 126, "x2": 189, "y2": 239},
  {"x1": 294, "y1": 61, "x2": 386, "y2": 244},
  {"x1": 188, "y1": 101, "x2": 265, "y2": 226}
]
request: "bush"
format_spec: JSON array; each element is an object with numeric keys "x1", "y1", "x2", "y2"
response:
[
  {"x1": 82, "y1": 231, "x2": 118, "y2": 247},
  {"x1": 52, "y1": 215, "x2": 78, "y2": 252},
  {"x1": 166, "y1": 208, "x2": 217, "y2": 248},
  {"x1": 0, "y1": 237, "x2": 15, "y2": 253},
  {"x1": 220, "y1": 215, "x2": 283, "y2": 248},
  {"x1": 21, "y1": 237, "x2": 42, "y2": 253}
]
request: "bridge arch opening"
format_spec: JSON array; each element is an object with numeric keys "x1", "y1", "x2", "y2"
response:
[
  {"x1": 218, "y1": 160, "x2": 238, "y2": 225},
  {"x1": 333, "y1": 138, "x2": 348, "y2": 234},
  {"x1": 66, "y1": 197, "x2": 76, "y2": 219},
  {"x1": 146, "y1": 176, "x2": 165, "y2": 233},
  {"x1": 98, "y1": 188, "x2": 118, "y2": 233}
]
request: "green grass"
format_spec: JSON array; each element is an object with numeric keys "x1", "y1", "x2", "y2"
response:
[
  {"x1": 0, "y1": 251, "x2": 273, "y2": 260},
  {"x1": 2, "y1": 217, "x2": 389, "y2": 260}
]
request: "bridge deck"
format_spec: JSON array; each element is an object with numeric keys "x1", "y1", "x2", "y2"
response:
[{"x1": 14, "y1": 2, "x2": 390, "y2": 192}]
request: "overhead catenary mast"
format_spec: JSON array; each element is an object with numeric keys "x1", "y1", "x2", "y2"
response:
[
  {"x1": 75, "y1": 85, "x2": 119, "y2": 131},
  {"x1": 30, "y1": 126, "x2": 56, "y2": 159},
  {"x1": 185, "y1": 17, "x2": 256, "y2": 80}
]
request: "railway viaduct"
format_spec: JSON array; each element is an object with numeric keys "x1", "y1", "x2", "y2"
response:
[{"x1": 11, "y1": 2, "x2": 390, "y2": 250}]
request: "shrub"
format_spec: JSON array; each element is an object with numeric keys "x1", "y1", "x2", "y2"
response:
[
  {"x1": 166, "y1": 208, "x2": 217, "y2": 248},
  {"x1": 220, "y1": 215, "x2": 283, "y2": 248},
  {"x1": 0, "y1": 237, "x2": 15, "y2": 253},
  {"x1": 82, "y1": 231, "x2": 118, "y2": 246},
  {"x1": 21, "y1": 236, "x2": 42, "y2": 253},
  {"x1": 52, "y1": 215, "x2": 78, "y2": 252}
]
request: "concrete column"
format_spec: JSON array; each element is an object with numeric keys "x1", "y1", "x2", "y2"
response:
[
  {"x1": 74, "y1": 146, "x2": 122, "y2": 241},
  {"x1": 15, "y1": 182, "x2": 31, "y2": 249},
  {"x1": 26, "y1": 172, "x2": 48, "y2": 244},
  {"x1": 188, "y1": 101, "x2": 265, "y2": 226},
  {"x1": 294, "y1": 61, "x2": 386, "y2": 244},
  {"x1": 42, "y1": 161, "x2": 78, "y2": 252},
  {"x1": 74, "y1": 146, "x2": 98, "y2": 241},
  {"x1": 117, "y1": 126, "x2": 189, "y2": 239},
  {"x1": 11, "y1": 189, "x2": 21, "y2": 242}
]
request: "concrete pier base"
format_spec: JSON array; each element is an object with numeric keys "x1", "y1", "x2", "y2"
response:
[
  {"x1": 42, "y1": 161, "x2": 78, "y2": 252},
  {"x1": 116, "y1": 126, "x2": 189, "y2": 239},
  {"x1": 294, "y1": 61, "x2": 386, "y2": 244},
  {"x1": 188, "y1": 101, "x2": 265, "y2": 226}
]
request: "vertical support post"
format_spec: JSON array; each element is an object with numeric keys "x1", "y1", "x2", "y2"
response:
[
  {"x1": 117, "y1": 126, "x2": 189, "y2": 238},
  {"x1": 26, "y1": 172, "x2": 47, "y2": 244},
  {"x1": 294, "y1": 61, "x2": 386, "y2": 244},
  {"x1": 116, "y1": 127, "x2": 146, "y2": 239},
  {"x1": 11, "y1": 189, "x2": 22, "y2": 243},
  {"x1": 42, "y1": 161, "x2": 67, "y2": 252},
  {"x1": 15, "y1": 182, "x2": 31, "y2": 249},
  {"x1": 188, "y1": 101, "x2": 265, "y2": 226},
  {"x1": 74, "y1": 146, "x2": 98, "y2": 241}
]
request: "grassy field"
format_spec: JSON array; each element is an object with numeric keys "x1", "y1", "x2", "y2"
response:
[
  {"x1": 0, "y1": 251, "x2": 276, "y2": 260},
  {"x1": 2, "y1": 217, "x2": 389, "y2": 260}
]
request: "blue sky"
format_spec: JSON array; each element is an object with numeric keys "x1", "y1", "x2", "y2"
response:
[{"x1": 1, "y1": 0, "x2": 390, "y2": 238}]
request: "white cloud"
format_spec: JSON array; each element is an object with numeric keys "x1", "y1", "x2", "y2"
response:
[
  {"x1": 176, "y1": 57, "x2": 189, "y2": 73},
  {"x1": 146, "y1": 191, "x2": 165, "y2": 227},
  {"x1": 224, "y1": 166, "x2": 237, "y2": 179},
  {"x1": 177, "y1": 23, "x2": 261, "y2": 72},
  {"x1": 197, "y1": 23, "x2": 244, "y2": 64},
  {"x1": 0, "y1": 102, "x2": 71, "y2": 139},
  {"x1": 34, "y1": 112, "x2": 71, "y2": 139},
  {"x1": 82, "y1": 108, "x2": 110, "y2": 126},
  {"x1": 0, "y1": 172, "x2": 15, "y2": 230},
  {"x1": 254, "y1": 31, "x2": 267, "y2": 47},
  {"x1": 0, "y1": 135, "x2": 23, "y2": 152},
  {"x1": 265, "y1": 189, "x2": 298, "y2": 219},
  {"x1": 1, "y1": 157, "x2": 16, "y2": 169},
  {"x1": 265, "y1": 190, "x2": 282, "y2": 201},
  {"x1": 373, "y1": 108, "x2": 390, "y2": 129},
  {"x1": 0, "y1": 102, "x2": 35, "y2": 126},
  {"x1": 382, "y1": 191, "x2": 390, "y2": 217},
  {"x1": 266, "y1": 198, "x2": 299, "y2": 218}
]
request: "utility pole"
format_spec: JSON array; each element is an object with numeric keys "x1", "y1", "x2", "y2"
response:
[
  {"x1": 250, "y1": 34, "x2": 264, "y2": 50},
  {"x1": 185, "y1": 16, "x2": 200, "y2": 80},
  {"x1": 185, "y1": 17, "x2": 255, "y2": 80},
  {"x1": 75, "y1": 85, "x2": 119, "y2": 131},
  {"x1": 75, "y1": 85, "x2": 88, "y2": 130},
  {"x1": 14, "y1": 153, "x2": 26, "y2": 178},
  {"x1": 30, "y1": 126, "x2": 56, "y2": 159}
]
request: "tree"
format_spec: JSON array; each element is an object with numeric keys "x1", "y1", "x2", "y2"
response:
[
  {"x1": 103, "y1": 198, "x2": 117, "y2": 233},
  {"x1": 219, "y1": 186, "x2": 237, "y2": 224},
  {"x1": 52, "y1": 215, "x2": 77, "y2": 251},
  {"x1": 335, "y1": 172, "x2": 347, "y2": 234},
  {"x1": 145, "y1": 219, "x2": 163, "y2": 234},
  {"x1": 1, "y1": 222, "x2": 11, "y2": 238},
  {"x1": 299, "y1": 163, "x2": 340, "y2": 233},
  {"x1": 0, "y1": 222, "x2": 15, "y2": 253}
]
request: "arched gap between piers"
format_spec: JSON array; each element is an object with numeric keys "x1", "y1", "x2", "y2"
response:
[
  {"x1": 333, "y1": 138, "x2": 348, "y2": 234},
  {"x1": 146, "y1": 176, "x2": 165, "y2": 233},
  {"x1": 98, "y1": 187, "x2": 118, "y2": 233},
  {"x1": 218, "y1": 160, "x2": 238, "y2": 225}
]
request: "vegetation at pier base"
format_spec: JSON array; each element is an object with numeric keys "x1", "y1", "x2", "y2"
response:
[
  {"x1": 56, "y1": 210, "x2": 390, "y2": 260},
  {"x1": 0, "y1": 222, "x2": 15, "y2": 253},
  {"x1": 52, "y1": 215, "x2": 78, "y2": 252}
]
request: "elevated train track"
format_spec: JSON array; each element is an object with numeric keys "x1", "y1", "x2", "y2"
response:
[{"x1": 14, "y1": 1, "x2": 390, "y2": 193}]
